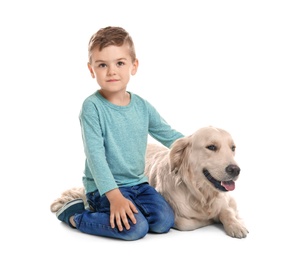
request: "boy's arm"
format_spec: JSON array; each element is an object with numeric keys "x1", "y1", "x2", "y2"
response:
[
  {"x1": 79, "y1": 100, "x2": 118, "y2": 195},
  {"x1": 147, "y1": 102, "x2": 184, "y2": 147}
]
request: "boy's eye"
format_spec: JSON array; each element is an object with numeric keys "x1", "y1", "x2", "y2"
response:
[
  {"x1": 98, "y1": 63, "x2": 107, "y2": 68},
  {"x1": 117, "y1": 61, "x2": 125, "y2": 66}
]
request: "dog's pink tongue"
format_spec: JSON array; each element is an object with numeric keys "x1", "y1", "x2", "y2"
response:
[{"x1": 221, "y1": 181, "x2": 235, "y2": 191}]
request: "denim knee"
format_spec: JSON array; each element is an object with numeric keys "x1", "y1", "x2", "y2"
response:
[
  {"x1": 149, "y1": 207, "x2": 175, "y2": 233},
  {"x1": 74, "y1": 210, "x2": 149, "y2": 241},
  {"x1": 123, "y1": 216, "x2": 149, "y2": 241}
]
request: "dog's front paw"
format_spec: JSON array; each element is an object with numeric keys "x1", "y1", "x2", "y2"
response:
[{"x1": 224, "y1": 222, "x2": 249, "y2": 238}]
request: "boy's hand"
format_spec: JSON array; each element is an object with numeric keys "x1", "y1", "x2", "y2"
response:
[{"x1": 106, "y1": 188, "x2": 138, "y2": 231}]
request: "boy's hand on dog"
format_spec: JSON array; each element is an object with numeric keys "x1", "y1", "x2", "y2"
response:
[{"x1": 106, "y1": 188, "x2": 138, "y2": 231}]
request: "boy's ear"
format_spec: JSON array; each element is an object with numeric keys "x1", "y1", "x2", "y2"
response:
[
  {"x1": 87, "y1": 62, "x2": 95, "y2": 78},
  {"x1": 131, "y1": 59, "x2": 139, "y2": 76}
]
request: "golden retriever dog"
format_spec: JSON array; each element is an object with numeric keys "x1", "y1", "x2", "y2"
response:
[
  {"x1": 51, "y1": 126, "x2": 248, "y2": 238},
  {"x1": 145, "y1": 126, "x2": 248, "y2": 238}
]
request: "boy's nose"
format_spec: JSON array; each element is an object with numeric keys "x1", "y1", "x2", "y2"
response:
[{"x1": 107, "y1": 66, "x2": 116, "y2": 75}]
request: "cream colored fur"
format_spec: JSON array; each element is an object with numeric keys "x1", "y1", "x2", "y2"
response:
[
  {"x1": 50, "y1": 126, "x2": 248, "y2": 238},
  {"x1": 50, "y1": 187, "x2": 87, "y2": 213}
]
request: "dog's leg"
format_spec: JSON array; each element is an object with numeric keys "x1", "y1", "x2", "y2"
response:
[
  {"x1": 219, "y1": 206, "x2": 248, "y2": 238},
  {"x1": 174, "y1": 216, "x2": 213, "y2": 231}
]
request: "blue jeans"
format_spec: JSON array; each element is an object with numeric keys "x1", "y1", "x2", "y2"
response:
[{"x1": 73, "y1": 183, "x2": 174, "y2": 241}]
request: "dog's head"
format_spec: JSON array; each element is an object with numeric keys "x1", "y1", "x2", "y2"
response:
[{"x1": 169, "y1": 126, "x2": 240, "y2": 192}]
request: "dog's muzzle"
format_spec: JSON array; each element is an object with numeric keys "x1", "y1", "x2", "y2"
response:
[{"x1": 203, "y1": 165, "x2": 240, "y2": 192}]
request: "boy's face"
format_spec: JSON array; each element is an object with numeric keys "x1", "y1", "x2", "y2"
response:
[{"x1": 88, "y1": 44, "x2": 138, "y2": 93}]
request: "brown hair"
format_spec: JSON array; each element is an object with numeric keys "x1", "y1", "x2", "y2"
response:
[{"x1": 88, "y1": 26, "x2": 136, "y2": 63}]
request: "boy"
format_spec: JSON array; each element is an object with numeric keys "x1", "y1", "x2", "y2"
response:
[{"x1": 55, "y1": 26, "x2": 184, "y2": 240}]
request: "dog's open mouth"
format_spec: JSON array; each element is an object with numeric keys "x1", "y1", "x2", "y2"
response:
[{"x1": 203, "y1": 169, "x2": 235, "y2": 192}]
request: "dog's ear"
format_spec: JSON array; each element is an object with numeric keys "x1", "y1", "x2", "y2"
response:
[{"x1": 170, "y1": 136, "x2": 192, "y2": 172}]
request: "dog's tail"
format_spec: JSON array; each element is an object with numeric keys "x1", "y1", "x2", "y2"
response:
[{"x1": 50, "y1": 187, "x2": 86, "y2": 213}]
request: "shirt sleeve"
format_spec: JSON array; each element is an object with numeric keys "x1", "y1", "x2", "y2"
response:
[
  {"x1": 147, "y1": 101, "x2": 184, "y2": 148},
  {"x1": 79, "y1": 100, "x2": 118, "y2": 195}
]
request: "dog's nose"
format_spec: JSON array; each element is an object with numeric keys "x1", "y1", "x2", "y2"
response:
[{"x1": 225, "y1": 164, "x2": 240, "y2": 177}]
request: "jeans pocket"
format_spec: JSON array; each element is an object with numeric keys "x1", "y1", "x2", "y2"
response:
[
  {"x1": 86, "y1": 190, "x2": 111, "y2": 213},
  {"x1": 86, "y1": 190, "x2": 100, "y2": 212}
]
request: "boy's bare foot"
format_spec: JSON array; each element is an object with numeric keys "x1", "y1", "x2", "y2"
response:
[{"x1": 69, "y1": 216, "x2": 76, "y2": 227}]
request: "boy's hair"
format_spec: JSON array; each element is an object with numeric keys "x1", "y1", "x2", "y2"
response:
[{"x1": 88, "y1": 26, "x2": 136, "y2": 63}]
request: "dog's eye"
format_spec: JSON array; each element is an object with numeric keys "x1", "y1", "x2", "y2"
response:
[
  {"x1": 206, "y1": 145, "x2": 217, "y2": 151},
  {"x1": 232, "y1": 146, "x2": 236, "y2": 152}
]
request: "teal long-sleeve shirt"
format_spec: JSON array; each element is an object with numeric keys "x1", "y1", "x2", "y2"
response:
[{"x1": 79, "y1": 91, "x2": 184, "y2": 196}]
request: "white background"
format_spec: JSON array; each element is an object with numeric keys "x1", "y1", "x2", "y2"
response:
[{"x1": 1, "y1": 0, "x2": 289, "y2": 259}]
